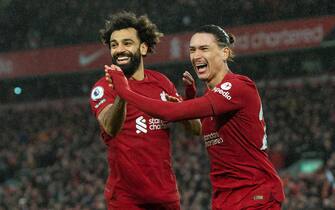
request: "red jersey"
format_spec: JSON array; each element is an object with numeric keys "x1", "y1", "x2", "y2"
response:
[
  {"x1": 203, "y1": 72, "x2": 285, "y2": 203},
  {"x1": 89, "y1": 69, "x2": 180, "y2": 204}
]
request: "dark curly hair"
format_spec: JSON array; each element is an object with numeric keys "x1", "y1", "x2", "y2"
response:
[{"x1": 100, "y1": 11, "x2": 163, "y2": 55}]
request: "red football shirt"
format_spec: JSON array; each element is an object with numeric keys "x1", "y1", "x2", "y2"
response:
[
  {"x1": 204, "y1": 72, "x2": 285, "y2": 202},
  {"x1": 89, "y1": 69, "x2": 180, "y2": 204}
]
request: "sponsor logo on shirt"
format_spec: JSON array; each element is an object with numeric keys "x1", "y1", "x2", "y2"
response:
[
  {"x1": 135, "y1": 116, "x2": 168, "y2": 134},
  {"x1": 149, "y1": 118, "x2": 168, "y2": 130},
  {"x1": 203, "y1": 132, "x2": 224, "y2": 147},
  {"x1": 213, "y1": 87, "x2": 232, "y2": 100},
  {"x1": 221, "y1": 82, "x2": 232, "y2": 90},
  {"x1": 136, "y1": 116, "x2": 148, "y2": 134},
  {"x1": 91, "y1": 86, "x2": 104, "y2": 101}
]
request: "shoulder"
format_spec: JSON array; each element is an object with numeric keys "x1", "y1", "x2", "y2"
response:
[
  {"x1": 145, "y1": 69, "x2": 174, "y2": 86},
  {"x1": 92, "y1": 77, "x2": 109, "y2": 88},
  {"x1": 90, "y1": 77, "x2": 111, "y2": 101},
  {"x1": 233, "y1": 73, "x2": 255, "y2": 85},
  {"x1": 227, "y1": 72, "x2": 254, "y2": 84},
  {"x1": 209, "y1": 72, "x2": 257, "y2": 101},
  {"x1": 220, "y1": 73, "x2": 256, "y2": 91},
  {"x1": 145, "y1": 69, "x2": 171, "y2": 82}
]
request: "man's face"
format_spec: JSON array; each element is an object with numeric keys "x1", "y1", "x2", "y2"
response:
[
  {"x1": 110, "y1": 28, "x2": 142, "y2": 78},
  {"x1": 189, "y1": 33, "x2": 227, "y2": 82}
]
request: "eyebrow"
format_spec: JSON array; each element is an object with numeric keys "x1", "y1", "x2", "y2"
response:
[
  {"x1": 189, "y1": 44, "x2": 210, "y2": 48},
  {"x1": 110, "y1": 38, "x2": 134, "y2": 43}
]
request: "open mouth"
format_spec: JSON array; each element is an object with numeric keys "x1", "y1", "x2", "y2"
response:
[{"x1": 195, "y1": 63, "x2": 208, "y2": 74}]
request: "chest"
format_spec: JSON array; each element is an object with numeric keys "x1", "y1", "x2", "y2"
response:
[
  {"x1": 120, "y1": 82, "x2": 172, "y2": 136},
  {"x1": 201, "y1": 112, "x2": 235, "y2": 135},
  {"x1": 130, "y1": 82, "x2": 169, "y2": 98},
  {"x1": 127, "y1": 82, "x2": 171, "y2": 117}
]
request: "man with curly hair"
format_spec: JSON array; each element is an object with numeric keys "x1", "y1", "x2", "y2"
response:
[
  {"x1": 89, "y1": 11, "x2": 200, "y2": 210},
  {"x1": 105, "y1": 24, "x2": 285, "y2": 210}
]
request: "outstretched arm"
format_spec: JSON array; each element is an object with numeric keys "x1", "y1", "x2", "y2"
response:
[
  {"x1": 165, "y1": 94, "x2": 202, "y2": 135},
  {"x1": 105, "y1": 65, "x2": 214, "y2": 122}
]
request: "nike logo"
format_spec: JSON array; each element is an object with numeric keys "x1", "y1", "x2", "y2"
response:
[{"x1": 79, "y1": 48, "x2": 106, "y2": 66}]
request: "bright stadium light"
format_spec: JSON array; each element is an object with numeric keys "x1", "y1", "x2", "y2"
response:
[{"x1": 14, "y1": 87, "x2": 22, "y2": 95}]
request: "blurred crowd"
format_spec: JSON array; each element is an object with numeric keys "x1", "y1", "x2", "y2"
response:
[
  {"x1": 0, "y1": 100, "x2": 106, "y2": 210},
  {"x1": 0, "y1": 0, "x2": 334, "y2": 52},
  {"x1": 1, "y1": 74, "x2": 334, "y2": 209},
  {"x1": 1, "y1": 0, "x2": 335, "y2": 209}
]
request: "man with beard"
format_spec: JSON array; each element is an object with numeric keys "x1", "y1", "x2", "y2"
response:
[
  {"x1": 89, "y1": 12, "x2": 201, "y2": 210},
  {"x1": 105, "y1": 25, "x2": 285, "y2": 210}
]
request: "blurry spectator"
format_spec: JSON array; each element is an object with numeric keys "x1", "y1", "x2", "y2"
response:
[
  {"x1": 1, "y1": 73, "x2": 334, "y2": 209},
  {"x1": 1, "y1": 0, "x2": 334, "y2": 52},
  {"x1": 0, "y1": 0, "x2": 335, "y2": 209}
]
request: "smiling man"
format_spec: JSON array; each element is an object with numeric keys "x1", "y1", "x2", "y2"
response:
[
  {"x1": 105, "y1": 25, "x2": 285, "y2": 210},
  {"x1": 89, "y1": 12, "x2": 200, "y2": 210}
]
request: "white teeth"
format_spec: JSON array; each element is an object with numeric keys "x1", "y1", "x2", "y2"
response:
[{"x1": 117, "y1": 56, "x2": 129, "y2": 61}]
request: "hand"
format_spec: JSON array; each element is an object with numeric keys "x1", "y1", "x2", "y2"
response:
[
  {"x1": 165, "y1": 94, "x2": 182, "y2": 103},
  {"x1": 182, "y1": 71, "x2": 197, "y2": 100},
  {"x1": 104, "y1": 64, "x2": 130, "y2": 96}
]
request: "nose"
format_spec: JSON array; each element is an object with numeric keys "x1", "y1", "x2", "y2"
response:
[
  {"x1": 113, "y1": 44, "x2": 126, "y2": 54},
  {"x1": 191, "y1": 49, "x2": 202, "y2": 60}
]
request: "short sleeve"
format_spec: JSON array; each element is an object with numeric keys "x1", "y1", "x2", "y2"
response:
[
  {"x1": 89, "y1": 79, "x2": 117, "y2": 118},
  {"x1": 205, "y1": 79, "x2": 247, "y2": 115}
]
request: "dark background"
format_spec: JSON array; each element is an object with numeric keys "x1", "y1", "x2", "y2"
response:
[{"x1": 1, "y1": 1, "x2": 335, "y2": 209}]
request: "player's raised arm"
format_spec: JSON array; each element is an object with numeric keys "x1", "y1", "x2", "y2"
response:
[
  {"x1": 164, "y1": 93, "x2": 202, "y2": 136},
  {"x1": 182, "y1": 71, "x2": 197, "y2": 100},
  {"x1": 180, "y1": 71, "x2": 201, "y2": 135}
]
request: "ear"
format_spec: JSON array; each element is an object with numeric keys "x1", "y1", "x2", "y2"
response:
[
  {"x1": 140, "y1": 42, "x2": 148, "y2": 56},
  {"x1": 222, "y1": 47, "x2": 230, "y2": 62}
]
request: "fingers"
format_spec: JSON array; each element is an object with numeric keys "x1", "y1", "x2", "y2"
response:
[
  {"x1": 165, "y1": 94, "x2": 181, "y2": 103},
  {"x1": 104, "y1": 65, "x2": 116, "y2": 88},
  {"x1": 183, "y1": 71, "x2": 193, "y2": 79},
  {"x1": 104, "y1": 64, "x2": 126, "y2": 89},
  {"x1": 104, "y1": 64, "x2": 122, "y2": 71},
  {"x1": 182, "y1": 71, "x2": 197, "y2": 100},
  {"x1": 182, "y1": 71, "x2": 195, "y2": 85},
  {"x1": 105, "y1": 73, "x2": 113, "y2": 88}
]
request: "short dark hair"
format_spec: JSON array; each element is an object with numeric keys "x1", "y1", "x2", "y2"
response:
[
  {"x1": 195, "y1": 24, "x2": 235, "y2": 48},
  {"x1": 100, "y1": 11, "x2": 163, "y2": 54}
]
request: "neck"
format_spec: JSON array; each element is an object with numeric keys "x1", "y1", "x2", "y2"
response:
[
  {"x1": 131, "y1": 59, "x2": 145, "y2": 80},
  {"x1": 207, "y1": 65, "x2": 230, "y2": 89}
]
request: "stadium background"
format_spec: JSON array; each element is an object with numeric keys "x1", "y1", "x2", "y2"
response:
[{"x1": 0, "y1": 0, "x2": 335, "y2": 209}]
